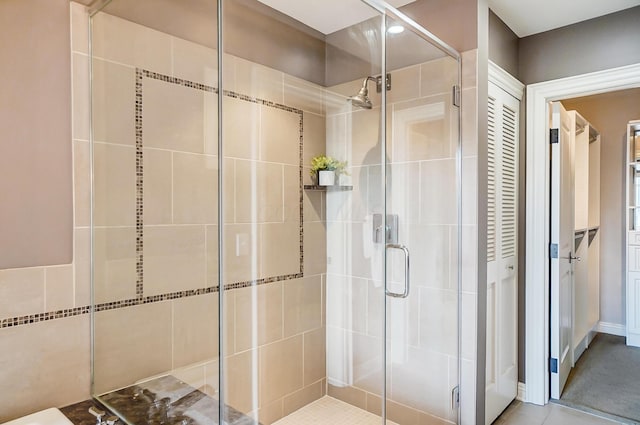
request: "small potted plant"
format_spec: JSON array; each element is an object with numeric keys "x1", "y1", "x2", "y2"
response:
[{"x1": 310, "y1": 155, "x2": 348, "y2": 186}]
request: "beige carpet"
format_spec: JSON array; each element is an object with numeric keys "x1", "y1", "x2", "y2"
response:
[{"x1": 273, "y1": 396, "x2": 399, "y2": 425}]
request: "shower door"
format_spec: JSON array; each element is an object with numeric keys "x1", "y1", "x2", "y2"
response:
[
  {"x1": 380, "y1": 10, "x2": 461, "y2": 425},
  {"x1": 216, "y1": 0, "x2": 461, "y2": 424}
]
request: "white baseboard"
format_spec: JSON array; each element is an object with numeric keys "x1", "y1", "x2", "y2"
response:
[
  {"x1": 597, "y1": 321, "x2": 626, "y2": 336},
  {"x1": 516, "y1": 382, "x2": 526, "y2": 402}
]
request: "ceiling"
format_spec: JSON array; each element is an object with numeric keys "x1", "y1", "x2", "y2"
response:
[
  {"x1": 255, "y1": 0, "x2": 415, "y2": 34},
  {"x1": 488, "y1": 0, "x2": 640, "y2": 37}
]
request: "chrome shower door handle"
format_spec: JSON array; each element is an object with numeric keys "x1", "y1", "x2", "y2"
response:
[{"x1": 386, "y1": 243, "x2": 410, "y2": 298}]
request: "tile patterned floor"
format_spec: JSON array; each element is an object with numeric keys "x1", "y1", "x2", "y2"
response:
[
  {"x1": 272, "y1": 396, "x2": 399, "y2": 425},
  {"x1": 495, "y1": 400, "x2": 623, "y2": 425}
]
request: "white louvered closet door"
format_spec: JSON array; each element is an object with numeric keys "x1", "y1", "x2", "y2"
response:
[{"x1": 486, "y1": 81, "x2": 519, "y2": 425}]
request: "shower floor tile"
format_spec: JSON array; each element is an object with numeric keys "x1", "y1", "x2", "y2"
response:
[{"x1": 273, "y1": 396, "x2": 399, "y2": 425}]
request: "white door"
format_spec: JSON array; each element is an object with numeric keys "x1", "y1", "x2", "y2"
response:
[
  {"x1": 550, "y1": 102, "x2": 575, "y2": 399},
  {"x1": 485, "y1": 81, "x2": 519, "y2": 424}
]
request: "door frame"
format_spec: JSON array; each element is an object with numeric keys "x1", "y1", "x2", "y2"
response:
[{"x1": 525, "y1": 62, "x2": 640, "y2": 405}]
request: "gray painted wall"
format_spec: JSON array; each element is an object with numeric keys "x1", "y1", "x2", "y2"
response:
[
  {"x1": 563, "y1": 89, "x2": 640, "y2": 327},
  {"x1": 488, "y1": 10, "x2": 518, "y2": 78},
  {"x1": 0, "y1": 0, "x2": 73, "y2": 269},
  {"x1": 519, "y1": 6, "x2": 640, "y2": 85}
]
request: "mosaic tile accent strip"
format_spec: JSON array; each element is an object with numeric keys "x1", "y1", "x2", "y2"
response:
[
  {"x1": 135, "y1": 69, "x2": 144, "y2": 298},
  {"x1": 0, "y1": 69, "x2": 307, "y2": 329}
]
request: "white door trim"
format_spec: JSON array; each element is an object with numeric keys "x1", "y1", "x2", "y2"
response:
[
  {"x1": 489, "y1": 61, "x2": 524, "y2": 100},
  {"x1": 525, "y1": 62, "x2": 640, "y2": 405}
]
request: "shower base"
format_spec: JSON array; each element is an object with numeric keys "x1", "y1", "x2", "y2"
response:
[{"x1": 273, "y1": 396, "x2": 399, "y2": 425}]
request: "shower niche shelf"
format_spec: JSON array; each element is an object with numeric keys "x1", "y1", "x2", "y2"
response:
[{"x1": 304, "y1": 184, "x2": 353, "y2": 191}]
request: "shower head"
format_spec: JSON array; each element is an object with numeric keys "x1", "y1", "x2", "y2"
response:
[{"x1": 349, "y1": 76, "x2": 376, "y2": 110}]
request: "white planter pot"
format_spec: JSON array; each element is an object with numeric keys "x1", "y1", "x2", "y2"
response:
[{"x1": 318, "y1": 170, "x2": 335, "y2": 186}]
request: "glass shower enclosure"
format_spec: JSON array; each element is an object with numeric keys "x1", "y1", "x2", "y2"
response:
[{"x1": 87, "y1": 0, "x2": 461, "y2": 423}]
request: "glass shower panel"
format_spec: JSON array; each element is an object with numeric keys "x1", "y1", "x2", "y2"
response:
[
  {"x1": 220, "y1": 0, "x2": 386, "y2": 423},
  {"x1": 384, "y1": 14, "x2": 460, "y2": 425},
  {"x1": 90, "y1": 0, "x2": 221, "y2": 422}
]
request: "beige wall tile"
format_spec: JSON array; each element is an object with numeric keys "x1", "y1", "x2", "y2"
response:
[
  {"x1": 303, "y1": 327, "x2": 326, "y2": 386},
  {"x1": 303, "y1": 222, "x2": 326, "y2": 276},
  {"x1": 143, "y1": 148, "x2": 172, "y2": 225},
  {"x1": 0, "y1": 315, "x2": 90, "y2": 422},
  {"x1": 325, "y1": 275, "x2": 367, "y2": 334},
  {"x1": 405, "y1": 224, "x2": 451, "y2": 289},
  {"x1": 172, "y1": 293, "x2": 218, "y2": 368},
  {"x1": 70, "y1": 3, "x2": 88, "y2": 55},
  {"x1": 350, "y1": 108, "x2": 381, "y2": 168},
  {"x1": 388, "y1": 162, "x2": 421, "y2": 224},
  {"x1": 284, "y1": 76, "x2": 324, "y2": 115},
  {"x1": 173, "y1": 152, "x2": 218, "y2": 224},
  {"x1": 420, "y1": 56, "x2": 458, "y2": 98},
  {"x1": 461, "y1": 88, "x2": 478, "y2": 157},
  {"x1": 172, "y1": 37, "x2": 218, "y2": 87},
  {"x1": 283, "y1": 276, "x2": 322, "y2": 337},
  {"x1": 143, "y1": 225, "x2": 206, "y2": 296},
  {"x1": 419, "y1": 411, "x2": 450, "y2": 425},
  {"x1": 45, "y1": 265, "x2": 74, "y2": 311},
  {"x1": 92, "y1": 58, "x2": 135, "y2": 145},
  {"x1": 144, "y1": 78, "x2": 205, "y2": 153},
  {"x1": 390, "y1": 95, "x2": 454, "y2": 162},
  {"x1": 366, "y1": 392, "x2": 382, "y2": 416},
  {"x1": 223, "y1": 224, "x2": 261, "y2": 284},
  {"x1": 257, "y1": 399, "x2": 284, "y2": 425},
  {"x1": 367, "y1": 282, "x2": 385, "y2": 338},
  {"x1": 282, "y1": 380, "x2": 323, "y2": 416},
  {"x1": 94, "y1": 302, "x2": 172, "y2": 394},
  {"x1": 462, "y1": 156, "x2": 477, "y2": 226},
  {"x1": 260, "y1": 105, "x2": 300, "y2": 165},
  {"x1": 235, "y1": 57, "x2": 283, "y2": 104},
  {"x1": 93, "y1": 142, "x2": 136, "y2": 226},
  {"x1": 206, "y1": 225, "x2": 219, "y2": 287},
  {"x1": 74, "y1": 228, "x2": 90, "y2": 307},
  {"x1": 0, "y1": 267, "x2": 44, "y2": 318},
  {"x1": 72, "y1": 53, "x2": 90, "y2": 141},
  {"x1": 419, "y1": 159, "x2": 456, "y2": 225},
  {"x1": 92, "y1": 12, "x2": 172, "y2": 74},
  {"x1": 387, "y1": 65, "x2": 421, "y2": 104},
  {"x1": 221, "y1": 290, "x2": 236, "y2": 355},
  {"x1": 93, "y1": 227, "x2": 137, "y2": 304},
  {"x1": 283, "y1": 165, "x2": 300, "y2": 223},
  {"x1": 352, "y1": 332, "x2": 383, "y2": 395},
  {"x1": 302, "y1": 112, "x2": 328, "y2": 174},
  {"x1": 418, "y1": 288, "x2": 458, "y2": 356},
  {"x1": 235, "y1": 283, "x2": 283, "y2": 352},
  {"x1": 461, "y1": 49, "x2": 477, "y2": 89},
  {"x1": 327, "y1": 384, "x2": 367, "y2": 410},
  {"x1": 173, "y1": 363, "x2": 206, "y2": 393},
  {"x1": 387, "y1": 399, "x2": 421, "y2": 425},
  {"x1": 235, "y1": 160, "x2": 283, "y2": 224},
  {"x1": 259, "y1": 335, "x2": 303, "y2": 405},
  {"x1": 204, "y1": 92, "x2": 219, "y2": 156},
  {"x1": 260, "y1": 222, "x2": 300, "y2": 277},
  {"x1": 203, "y1": 358, "x2": 219, "y2": 397},
  {"x1": 224, "y1": 349, "x2": 257, "y2": 414},
  {"x1": 390, "y1": 346, "x2": 450, "y2": 419},
  {"x1": 303, "y1": 191, "x2": 323, "y2": 223},
  {"x1": 223, "y1": 96, "x2": 260, "y2": 160},
  {"x1": 73, "y1": 140, "x2": 90, "y2": 227}
]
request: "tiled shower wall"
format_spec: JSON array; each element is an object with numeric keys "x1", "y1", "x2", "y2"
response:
[
  {"x1": 0, "y1": 4, "x2": 326, "y2": 423},
  {"x1": 87, "y1": 8, "x2": 329, "y2": 424},
  {"x1": 322, "y1": 59, "x2": 459, "y2": 425}
]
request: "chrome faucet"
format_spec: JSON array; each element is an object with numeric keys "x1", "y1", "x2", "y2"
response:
[{"x1": 88, "y1": 406, "x2": 119, "y2": 425}]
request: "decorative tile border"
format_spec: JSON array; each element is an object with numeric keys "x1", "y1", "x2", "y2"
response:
[{"x1": 1, "y1": 70, "x2": 307, "y2": 329}]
